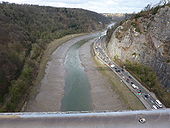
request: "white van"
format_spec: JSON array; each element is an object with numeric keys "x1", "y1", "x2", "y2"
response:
[
  {"x1": 152, "y1": 105, "x2": 158, "y2": 109},
  {"x1": 155, "y1": 100, "x2": 163, "y2": 108},
  {"x1": 110, "y1": 64, "x2": 115, "y2": 68},
  {"x1": 131, "y1": 84, "x2": 139, "y2": 89}
]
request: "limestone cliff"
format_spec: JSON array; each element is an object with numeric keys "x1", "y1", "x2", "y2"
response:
[{"x1": 107, "y1": 5, "x2": 170, "y2": 88}]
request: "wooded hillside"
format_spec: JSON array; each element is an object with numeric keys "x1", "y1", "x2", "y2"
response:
[{"x1": 0, "y1": 2, "x2": 110, "y2": 111}]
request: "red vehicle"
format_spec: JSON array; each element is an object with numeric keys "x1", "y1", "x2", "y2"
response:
[{"x1": 137, "y1": 89, "x2": 142, "y2": 95}]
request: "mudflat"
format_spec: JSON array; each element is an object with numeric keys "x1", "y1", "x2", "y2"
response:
[
  {"x1": 25, "y1": 34, "x2": 96, "y2": 112},
  {"x1": 25, "y1": 33, "x2": 127, "y2": 112},
  {"x1": 79, "y1": 39, "x2": 127, "y2": 110}
]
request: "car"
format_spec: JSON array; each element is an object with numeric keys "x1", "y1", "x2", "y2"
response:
[
  {"x1": 152, "y1": 105, "x2": 158, "y2": 109},
  {"x1": 128, "y1": 75, "x2": 132, "y2": 79},
  {"x1": 137, "y1": 89, "x2": 142, "y2": 95},
  {"x1": 131, "y1": 84, "x2": 139, "y2": 89},
  {"x1": 115, "y1": 69, "x2": 120, "y2": 72},
  {"x1": 110, "y1": 64, "x2": 115, "y2": 68},
  {"x1": 156, "y1": 99, "x2": 162, "y2": 104},
  {"x1": 109, "y1": 63, "x2": 115, "y2": 68},
  {"x1": 155, "y1": 100, "x2": 163, "y2": 108},
  {"x1": 117, "y1": 69, "x2": 120, "y2": 72},
  {"x1": 150, "y1": 100, "x2": 154, "y2": 104},
  {"x1": 143, "y1": 94, "x2": 150, "y2": 99}
]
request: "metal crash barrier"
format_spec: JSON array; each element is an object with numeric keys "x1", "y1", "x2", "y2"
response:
[{"x1": 0, "y1": 109, "x2": 170, "y2": 128}]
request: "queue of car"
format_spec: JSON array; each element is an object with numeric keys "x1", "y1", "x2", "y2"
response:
[
  {"x1": 112, "y1": 63, "x2": 163, "y2": 109},
  {"x1": 94, "y1": 37, "x2": 164, "y2": 110}
]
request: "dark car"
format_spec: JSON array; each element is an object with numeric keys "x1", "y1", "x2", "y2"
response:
[
  {"x1": 128, "y1": 75, "x2": 132, "y2": 79},
  {"x1": 143, "y1": 94, "x2": 150, "y2": 99},
  {"x1": 116, "y1": 70, "x2": 120, "y2": 72}
]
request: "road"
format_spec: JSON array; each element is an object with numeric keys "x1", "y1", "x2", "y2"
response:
[{"x1": 93, "y1": 34, "x2": 166, "y2": 110}]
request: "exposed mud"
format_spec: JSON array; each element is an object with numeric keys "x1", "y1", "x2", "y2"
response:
[
  {"x1": 79, "y1": 39, "x2": 127, "y2": 110},
  {"x1": 25, "y1": 33, "x2": 127, "y2": 112}
]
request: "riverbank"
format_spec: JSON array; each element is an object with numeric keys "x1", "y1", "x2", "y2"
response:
[
  {"x1": 79, "y1": 39, "x2": 128, "y2": 111},
  {"x1": 24, "y1": 33, "x2": 88, "y2": 111},
  {"x1": 25, "y1": 33, "x2": 96, "y2": 112},
  {"x1": 25, "y1": 32, "x2": 134, "y2": 112}
]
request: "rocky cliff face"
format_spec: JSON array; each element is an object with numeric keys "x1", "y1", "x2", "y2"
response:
[{"x1": 107, "y1": 5, "x2": 170, "y2": 88}]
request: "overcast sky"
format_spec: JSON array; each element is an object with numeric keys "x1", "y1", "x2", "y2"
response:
[{"x1": 1, "y1": 0, "x2": 161, "y2": 13}]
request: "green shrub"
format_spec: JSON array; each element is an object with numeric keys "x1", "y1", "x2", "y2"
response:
[
  {"x1": 166, "y1": 60, "x2": 170, "y2": 63},
  {"x1": 4, "y1": 64, "x2": 34, "y2": 111},
  {"x1": 151, "y1": 6, "x2": 160, "y2": 15},
  {"x1": 6, "y1": 102, "x2": 16, "y2": 112},
  {"x1": 125, "y1": 61, "x2": 157, "y2": 89},
  {"x1": 0, "y1": 71, "x2": 9, "y2": 103}
]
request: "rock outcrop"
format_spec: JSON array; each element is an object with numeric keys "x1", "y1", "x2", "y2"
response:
[{"x1": 107, "y1": 5, "x2": 170, "y2": 88}]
